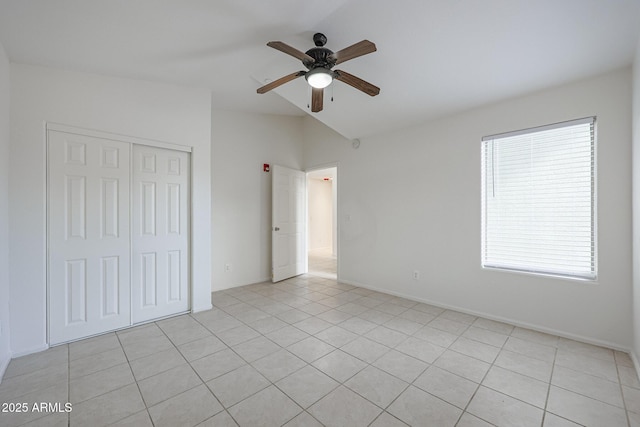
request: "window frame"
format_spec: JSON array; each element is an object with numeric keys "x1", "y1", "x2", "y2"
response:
[{"x1": 480, "y1": 117, "x2": 597, "y2": 281}]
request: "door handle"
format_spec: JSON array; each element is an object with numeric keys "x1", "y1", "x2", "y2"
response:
[{"x1": 274, "y1": 227, "x2": 280, "y2": 231}]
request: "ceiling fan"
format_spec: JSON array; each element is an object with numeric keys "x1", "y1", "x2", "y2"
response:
[{"x1": 257, "y1": 33, "x2": 380, "y2": 113}]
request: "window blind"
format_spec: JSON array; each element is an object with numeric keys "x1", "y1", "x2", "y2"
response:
[{"x1": 481, "y1": 117, "x2": 596, "y2": 280}]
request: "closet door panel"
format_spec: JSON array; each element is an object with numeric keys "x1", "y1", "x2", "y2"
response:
[
  {"x1": 132, "y1": 145, "x2": 190, "y2": 323},
  {"x1": 49, "y1": 131, "x2": 131, "y2": 344}
]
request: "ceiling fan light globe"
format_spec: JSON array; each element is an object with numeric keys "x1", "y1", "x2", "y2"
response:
[{"x1": 306, "y1": 69, "x2": 333, "y2": 89}]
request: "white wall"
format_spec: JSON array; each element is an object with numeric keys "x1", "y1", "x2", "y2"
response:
[
  {"x1": 211, "y1": 110, "x2": 304, "y2": 290},
  {"x1": 9, "y1": 64, "x2": 212, "y2": 356},
  {"x1": 305, "y1": 68, "x2": 633, "y2": 349},
  {"x1": 0, "y1": 41, "x2": 11, "y2": 378},
  {"x1": 632, "y1": 41, "x2": 640, "y2": 365},
  {"x1": 308, "y1": 178, "x2": 333, "y2": 251}
]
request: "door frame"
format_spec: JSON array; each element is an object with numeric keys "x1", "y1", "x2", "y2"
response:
[
  {"x1": 45, "y1": 122, "x2": 193, "y2": 344},
  {"x1": 305, "y1": 163, "x2": 339, "y2": 281}
]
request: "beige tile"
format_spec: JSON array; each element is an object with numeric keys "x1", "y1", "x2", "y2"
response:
[
  {"x1": 339, "y1": 317, "x2": 378, "y2": 335},
  {"x1": 312, "y1": 349, "x2": 367, "y2": 382},
  {"x1": 456, "y1": 412, "x2": 494, "y2": 427},
  {"x1": 383, "y1": 317, "x2": 422, "y2": 335},
  {"x1": 395, "y1": 336, "x2": 445, "y2": 364},
  {"x1": 266, "y1": 325, "x2": 310, "y2": 347},
  {"x1": 467, "y1": 386, "x2": 543, "y2": 427},
  {"x1": 428, "y1": 317, "x2": 469, "y2": 335},
  {"x1": 503, "y1": 336, "x2": 556, "y2": 363},
  {"x1": 315, "y1": 325, "x2": 358, "y2": 347},
  {"x1": 148, "y1": 384, "x2": 222, "y2": 427},
  {"x1": 309, "y1": 386, "x2": 382, "y2": 427},
  {"x1": 450, "y1": 337, "x2": 500, "y2": 363},
  {"x1": 364, "y1": 325, "x2": 409, "y2": 347},
  {"x1": 69, "y1": 333, "x2": 120, "y2": 361},
  {"x1": 228, "y1": 385, "x2": 302, "y2": 426},
  {"x1": 70, "y1": 362, "x2": 134, "y2": 403},
  {"x1": 412, "y1": 325, "x2": 458, "y2": 347},
  {"x1": 287, "y1": 336, "x2": 335, "y2": 363},
  {"x1": 129, "y1": 347, "x2": 186, "y2": 380},
  {"x1": 119, "y1": 333, "x2": 174, "y2": 361},
  {"x1": 482, "y1": 365, "x2": 549, "y2": 408},
  {"x1": 138, "y1": 363, "x2": 202, "y2": 407},
  {"x1": 177, "y1": 335, "x2": 227, "y2": 362},
  {"x1": 439, "y1": 310, "x2": 477, "y2": 324},
  {"x1": 388, "y1": 385, "x2": 462, "y2": 426},
  {"x1": 551, "y1": 365, "x2": 623, "y2": 407},
  {"x1": 3, "y1": 346, "x2": 67, "y2": 379},
  {"x1": 543, "y1": 413, "x2": 583, "y2": 426},
  {"x1": 110, "y1": 410, "x2": 153, "y2": 427},
  {"x1": 276, "y1": 365, "x2": 339, "y2": 408},
  {"x1": 372, "y1": 349, "x2": 429, "y2": 382},
  {"x1": 315, "y1": 309, "x2": 353, "y2": 324},
  {"x1": 614, "y1": 350, "x2": 635, "y2": 367},
  {"x1": 462, "y1": 326, "x2": 509, "y2": 347},
  {"x1": 157, "y1": 315, "x2": 212, "y2": 346},
  {"x1": 197, "y1": 410, "x2": 239, "y2": 426},
  {"x1": 0, "y1": 382, "x2": 68, "y2": 427},
  {"x1": 547, "y1": 385, "x2": 628, "y2": 426},
  {"x1": 251, "y1": 349, "x2": 307, "y2": 382},
  {"x1": 283, "y1": 411, "x2": 324, "y2": 427},
  {"x1": 207, "y1": 365, "x2": 270, "y2": 407},
  {"x1": 190, "y1": 348, "x2": 246, "y2": 381},
  {"x1": 557, "y1": 338, "x2": 615, "y2": 362},
  {"x1": 494, "y1": 349, "x2": 553, "y2": 382},
  {"x1": 247, "y1": 315, "x2": 287, "y2": 334},
  {"x1": 341, "y1": 336, "x2": 390, "y2": 364},
  {"x1": 472, "y1": 317, "x2": 515, "y2": 335},
  {"x1": 71, "y1": 383, "x2": 145, "y2": 427},
  {"x1": 0, "y1": 363, "x2": 68, "y2": 401},
  {"x1": 20, "y1": 412, "x2": 69, "y2": 427},
  {"x1": 623, "y1": 385, "x2": 640, "y2": 414},
  {"x1": 357, "y1": 309, "x2": 395, "y2": 325},
  {"x1": 398, "y1": 308, "x2": 436, "y2": 325},
  {"x1": 555, "y1": 349, "x2": 618, "y2": 382},
  {"x1": 231, "y1": 336, "x2": 280, "y2": 362},
  {"x1": 433, "y1": 350, "x2": 491, "y2": 383},
  {"x1": 511, "y1": 327, "x2": 559, "y2": 347},
  {"x1": 215, "y1": 324, "x2": 261, "y2": 347},
  {"x1": 69, "y1": 347, "x2": 127, "y2": 379},
  {"x1": 369, "y1": 412, "x2": 409, "y2": 427},
  {"x1": 619, "y1": 364, "x2": 640, "y2": 388},
  {"x1": 414, "y1": 366, "x2": 478, "y2": 409},
  {"x1": 345, "y1": 366, "x2": 409, "y2": 407}
]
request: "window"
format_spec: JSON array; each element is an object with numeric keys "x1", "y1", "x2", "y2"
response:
[{"x1": 481, "y1": 117, "x2": 596, "y2": 280}]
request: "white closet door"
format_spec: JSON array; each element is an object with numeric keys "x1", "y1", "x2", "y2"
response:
[
  {"x1": 132, "y1": 145, "x2": 190, "y2": 323},
  {"x1": 48, "y1": 131, "x2": 131, "y2": 344}
]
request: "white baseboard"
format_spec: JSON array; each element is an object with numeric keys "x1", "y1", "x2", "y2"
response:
[
  {"x1": 9, "y1": 343, "x2": 49, "y2": 359},
  {"x1": 192, "y1": 303, "x2": 213, "y2": 313},
  {"x1": 340, "y1": 279, "x2": 630, "y2": 352}
]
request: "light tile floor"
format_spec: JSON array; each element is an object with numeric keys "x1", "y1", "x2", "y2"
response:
[
  {"x1": 308, "y1": 248, "x2": 337, "y2": 280},
  {"x1": 1, "y1": 274, "x2": 639, "y2": 426}
]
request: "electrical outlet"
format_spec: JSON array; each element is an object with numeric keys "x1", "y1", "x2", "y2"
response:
[
  {"x1": 224, "y1": 263, "x2": 231, "y2": 272},
  {"x1": 413, "y1": 270, "x2": 420, "y2": 280}
]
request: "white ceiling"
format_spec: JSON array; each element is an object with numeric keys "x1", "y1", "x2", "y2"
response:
[{"x1": 1, "y1": 0, "x2": 639, "y2": 139}]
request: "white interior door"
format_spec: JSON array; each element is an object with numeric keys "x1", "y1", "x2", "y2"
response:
[
  {"x1": 48, "y1": 131, "x2": 131, "y2": 344},
  {"x1": 272, "y1": 165, "x2": 307, "y2": 282},
  {"x1": 132, "y1": 145, "x2": 190, "y2": 323}
]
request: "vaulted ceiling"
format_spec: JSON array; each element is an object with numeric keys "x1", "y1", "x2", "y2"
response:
[{"x1": 1, "y1": 0, "x2": 639, "y2": 139}]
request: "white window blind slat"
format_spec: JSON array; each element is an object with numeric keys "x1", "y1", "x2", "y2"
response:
[{"x1": 481, "y1": 117, "x2": 596, "y2": 280}]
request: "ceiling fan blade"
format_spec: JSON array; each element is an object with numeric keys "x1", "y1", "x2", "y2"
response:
[
  {"x1": 329, "y1": 40, "x2": 376, "y2": 65},
  {"x1": 334, "y1": 70, "x2": 380, "y2": 96},
  {"x1": 267, "y1": 41, "x2": 315, "y2": 64},
  {"x1": 257, "y1": 71, "x2": 306, "y2": 94},
  {"x1": 311, "y1": 87, "x2": 323, "y2": 112}
]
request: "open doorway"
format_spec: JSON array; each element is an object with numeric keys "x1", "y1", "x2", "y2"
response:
[{"x1": 307, "y1": 166, "x2": 337, "y2": 280}]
